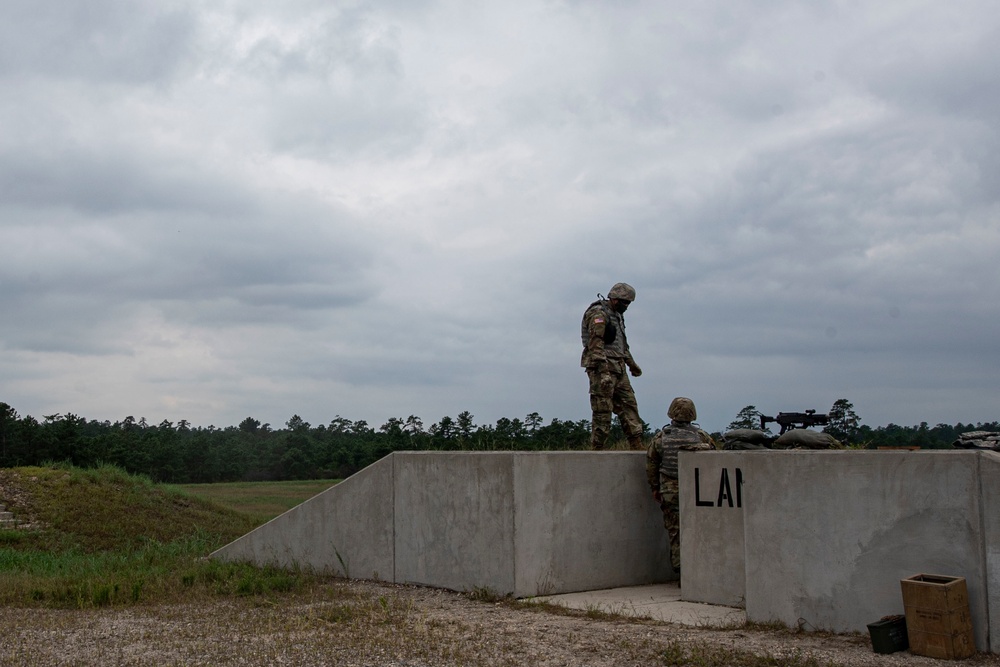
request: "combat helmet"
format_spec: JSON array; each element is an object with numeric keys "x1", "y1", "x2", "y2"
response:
[
  {"x1": 607, "y1": 282, "x2": 636, "y2": 302},
  {"x1": 668, "y1": 397, "x2": 697, "y2": 422}
]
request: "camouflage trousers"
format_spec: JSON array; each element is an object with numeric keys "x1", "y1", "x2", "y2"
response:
[
  {"x1": 658, "y1": 478, "x2": 681, "y2": 572},
  {"x1": 586, "y1": 360, "x2": 643, "y2": 450}
]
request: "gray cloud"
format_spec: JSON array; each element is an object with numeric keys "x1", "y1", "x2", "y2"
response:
[
  {"x1": 1, "y1": 0, "x2": 998, "y2": 433},
  {"x1": 0, "y1": 148, "x2": 251, "y2": 216},
  {"x1": 0, "y1": 2, "x2": 194, "y2": 83}
]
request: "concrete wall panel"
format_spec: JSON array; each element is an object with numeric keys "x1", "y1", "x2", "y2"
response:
[
  {"x1": 978, "y1": 452, "x2": 1000, "y2": 653},
  {"x1": 741, "y1": 451, "x2": 987, "y2": 648},
  {"x1": 680, "y1": 451, "x2": 747, "y2": 606},
  {"x1": 393, "y1": 452, "x2": 516, "y2": 594},
  {"x1": 513, "y1": 452, "x2": 671, "y2": 597}
]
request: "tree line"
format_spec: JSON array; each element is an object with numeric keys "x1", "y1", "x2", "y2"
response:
[
  {"x1": 0, "y1": 400, "x2": 995, "y2": 484},
  {"x1": 0, "y1": 403, "x2": 597, "y2": 483}
]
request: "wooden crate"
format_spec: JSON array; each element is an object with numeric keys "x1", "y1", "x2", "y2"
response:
[{"x1": 900, "y1": 574, "x2": 975, "y2": 660}]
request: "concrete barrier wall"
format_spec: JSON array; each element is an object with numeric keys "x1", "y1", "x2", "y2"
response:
[
  {"x1": 680, "y1": 451, "x2": 747, "y2": 607},
  {"x1": 394, "y1": 452, "x2": 517, "y2": 594},
  {"x1": 213, "y1": 451, "x2": 673, "y2": 597},
  {"x1": 511, "y1": 452, "x2": 671, "y2": 596},
  {"x1": 681, "y1": 450, "x2": 999, "y2": 652},
  {"x1": 214, "y1": 448, "x2": 1000, "y2": 652},
  {"x1": 978, "y1": 453, "x2": 1000, "y2": 653}
]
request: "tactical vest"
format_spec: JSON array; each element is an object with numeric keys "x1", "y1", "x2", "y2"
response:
[
  {"x1": 653, "y1": 425, "x2": 707, "y2": 480},
  {"x1": 580, "y1": 300, "x2": 627, "y2": 358}
]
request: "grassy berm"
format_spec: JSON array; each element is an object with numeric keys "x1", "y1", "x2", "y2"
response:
[{"x1": 0, "y1": 465, "x2": 310, "y2": 608}]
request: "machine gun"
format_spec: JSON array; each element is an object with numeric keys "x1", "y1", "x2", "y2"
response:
[{"x1": 760, "y1": 409, "x2": 829, "y2": 435}]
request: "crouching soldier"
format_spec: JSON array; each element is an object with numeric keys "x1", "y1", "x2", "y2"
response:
[{"x1": 646, "y1": 397, "x2": 716, "y2": 575}]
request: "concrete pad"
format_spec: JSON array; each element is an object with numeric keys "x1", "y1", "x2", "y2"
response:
[{"x1": 531, "y1": 583, "x2": 746, "y2": 627}]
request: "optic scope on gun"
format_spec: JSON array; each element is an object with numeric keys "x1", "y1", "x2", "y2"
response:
[{"x1": 760, "y1": 409, "x2": 829, "y2": 435}]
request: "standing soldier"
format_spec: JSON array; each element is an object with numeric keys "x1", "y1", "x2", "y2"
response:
[
  {"x1": 580, "y1": 282, "x2": 645, "y2": 450},
  {"x1": 647, "y1": 397, "x2": 716, "y2": 575}
]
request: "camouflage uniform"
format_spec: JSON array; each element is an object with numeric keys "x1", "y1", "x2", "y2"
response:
[
  {"x1": 646, "y1": 397, "x2": 715, "y2": 573},
  {"x1": 581, "y1": 283, "x2": 644, "y2": 450}
]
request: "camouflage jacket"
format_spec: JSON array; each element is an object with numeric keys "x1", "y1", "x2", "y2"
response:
[
  {"x1": 580, "y1": 299, "x2": 632, "y2": 368},
  {"x1": 646, "y1": 421, "x2": 715, "y2": 489}
]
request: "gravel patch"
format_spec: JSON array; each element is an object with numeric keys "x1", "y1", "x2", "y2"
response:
[{"x1": 4, "y1": 580, "x2": 1000, "y2": 666}]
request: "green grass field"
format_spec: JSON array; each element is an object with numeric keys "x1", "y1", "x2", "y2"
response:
[{"x1": 171, "y1": 479, "x2": 340, "y2": 522}]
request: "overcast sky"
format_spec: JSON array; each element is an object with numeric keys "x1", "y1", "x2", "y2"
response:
[{"x1": 1, "y1": 1, "x2": 998, "y2": 434}]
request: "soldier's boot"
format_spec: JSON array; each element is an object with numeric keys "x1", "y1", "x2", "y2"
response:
[{"x1": 628, "y1": 435, "x2": 645, "y2": 451}]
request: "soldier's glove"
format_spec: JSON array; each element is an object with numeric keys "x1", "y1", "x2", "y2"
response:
[
  {"x1": 629, "y1": 362, "x2": 642, "y2": 377},
  {"x1": 652, "y1": 489, "x2": 662, "y2": 503}
]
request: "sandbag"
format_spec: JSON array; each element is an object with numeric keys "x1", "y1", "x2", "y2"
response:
[
  {"x1": 953, "y1": 431, "x2": 1000, "y2": 450},
  {"x1": 773, "y1": 429, "x2": 842, "y2": 450},
  {"x1": 723, "y1": 440, "x2": 771, "y2": 451},
  {"x1": 722, "y1": 429, "x2": 773, "y2": 450},
  {"x1": 723, "y1": 429, "x2": 773, "y2": 444}
]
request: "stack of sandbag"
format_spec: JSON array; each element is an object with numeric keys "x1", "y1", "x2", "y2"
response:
[
  {"x1": 721, "y1": 429, "x2": 774, "y2": 450},
  {"x1": 771, "y1": 429, "x2": 842, "y2": 450},
  {"x1": 952, "y1": 431, "x2": 1000, "y2": 450}
]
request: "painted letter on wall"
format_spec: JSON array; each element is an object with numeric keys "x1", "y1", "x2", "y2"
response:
[{"x1": 695, "y1": 468, "x2": 743, "y2": 508}]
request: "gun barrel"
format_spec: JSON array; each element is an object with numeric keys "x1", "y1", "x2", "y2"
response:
[{"x1": 761, "y1": 410, "x2": 830, "y2": 434}]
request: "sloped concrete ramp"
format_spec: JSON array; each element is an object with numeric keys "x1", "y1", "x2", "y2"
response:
[
  {"x1": 212, "y1": 451, "x2": 674, "y2": 597},
  {"x1": 211, "y1": 455, "x2": 395, "y2": 580}
]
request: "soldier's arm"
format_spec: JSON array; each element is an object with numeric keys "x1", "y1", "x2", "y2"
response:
[
  {"x1": 646, "y1": 439, "x2": 661, "y2": 492},
  {"x1": 584, "y1": 308, "x2": 609, "y2": 365},
  {"x1": 698, "y1": 429, "x2": 719, "y2": 450},
  {"x1": 625, "y1": 351, "x2": 641, "y2": 376}
]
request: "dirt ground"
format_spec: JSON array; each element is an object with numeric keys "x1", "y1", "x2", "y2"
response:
[{"x1": 4, "y1": 580, "x2": 1000, "y2": 667}]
